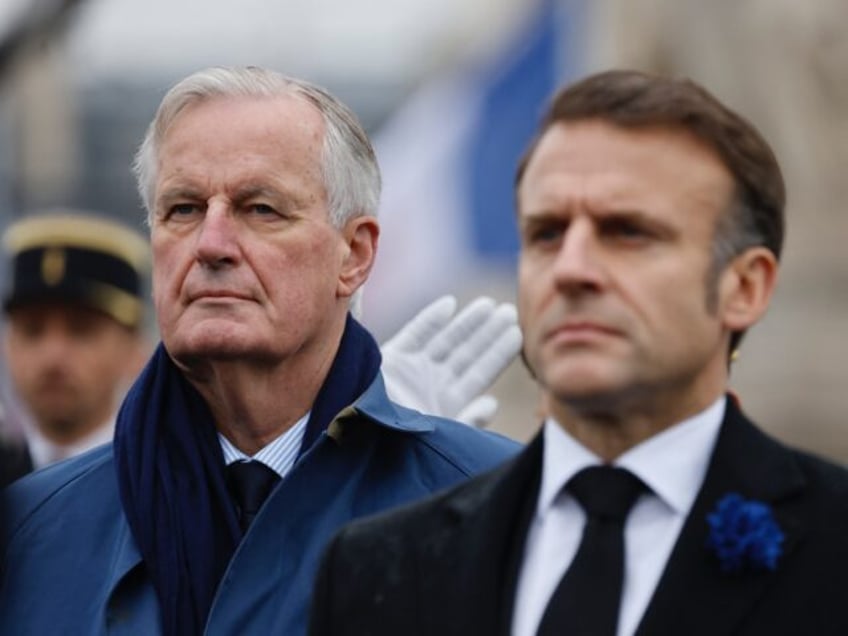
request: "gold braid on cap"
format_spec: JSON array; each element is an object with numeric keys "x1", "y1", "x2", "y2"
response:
[{"x1": 3, "y1": 213, "x2": 149, "y2": 270}]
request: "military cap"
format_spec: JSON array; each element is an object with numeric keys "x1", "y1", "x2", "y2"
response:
[{"x1": 2, "y1": 212, "x2": 150, "y2": 328}]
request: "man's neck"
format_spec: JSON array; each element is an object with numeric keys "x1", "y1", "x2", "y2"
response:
[
  {"x1": 548, "y1": 386, "x2": 727, "y2": 463},
  {"x1": 182, "y1": 331, "x2": 344, "y2": 456}
]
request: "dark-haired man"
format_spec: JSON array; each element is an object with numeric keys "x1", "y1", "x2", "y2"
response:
[{"x1": 309, "y1": 70, "x2": 848, "y2": 636}]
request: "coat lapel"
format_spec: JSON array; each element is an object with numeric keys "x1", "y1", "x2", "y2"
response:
[
  {"x1": 432, "y1": 430, "x2": 544, "y2": 636},
  {"x1": 636, "y1": 400, "x2": 807, "y2": 636}
]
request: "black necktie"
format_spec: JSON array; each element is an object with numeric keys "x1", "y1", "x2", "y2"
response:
[
  {"x1": 226, "y1": 461, "x2": 281, "y2": 532},
  {"x1": 537, "y1": 466, "x2": 646, "y2": 636}
]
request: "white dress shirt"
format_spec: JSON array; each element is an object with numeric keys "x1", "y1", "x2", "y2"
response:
[
  {"x1": 218, "y1": 411, "x2": 310, "y2": 478},
  {"x1": 511, "y1": 397, "x2": 726, "y2": 636}
]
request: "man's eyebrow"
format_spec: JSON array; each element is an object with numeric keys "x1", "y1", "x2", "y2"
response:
[
  {"x1": 597, "y1": 208, "x2": 674, "y2": 225},
  {"x1": 518, "y1": 207, "x2": 674, "y2": 230},
  {"x1": 518, "y1": 210, "x2": 567, "y2": 229},
  {"x1": 157, "y1": 187, "x2": 203, "y2": 204},
  {"x1": 231, "y1": 185, "x2": 281, "y2": 203}
]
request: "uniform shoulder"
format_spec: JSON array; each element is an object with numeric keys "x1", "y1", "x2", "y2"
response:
[{"x1": 0, "y1": 437, "x2": 31, "y2": 487}]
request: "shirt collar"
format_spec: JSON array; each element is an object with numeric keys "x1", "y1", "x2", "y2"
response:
[
  {"x1": 218, "y1": 411, "x2": 310, "y2": 479},
  {"x1": 539, "y1": 396, "x2": 726, "y2": 516},
  {"x1": 25, "y1": 418, "x2": 115, "y2": 469}
]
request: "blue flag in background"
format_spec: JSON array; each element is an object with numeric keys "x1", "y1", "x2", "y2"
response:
[
  {"x1": 468, "y1": 0, "x2": 564, "y2": 259},
  {"x1": 365, "y1": 0, "x2": 583, "y2": 336}
]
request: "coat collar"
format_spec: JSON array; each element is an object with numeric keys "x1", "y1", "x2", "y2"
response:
[
  {"x1": 438, "y1": 430, "x2": 544, "y2": 635},
  {"x1": 328, "y1": 373, "x2": 436, "y2": 438},
  {"x1": 106, "y1": 515, "x2": 148, "y2": 602}
]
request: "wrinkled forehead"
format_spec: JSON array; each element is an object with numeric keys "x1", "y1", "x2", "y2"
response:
[{"x1": 152, "y1": 94, "x2": 328, "y2": 205}]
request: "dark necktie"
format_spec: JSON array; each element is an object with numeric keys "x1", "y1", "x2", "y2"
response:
[
  {"x1": 226, "y1": 460, "x2": 281, "y2": 532},
  {"x1": 537, "y1": 466, "x2": 646, "y2": 636}
]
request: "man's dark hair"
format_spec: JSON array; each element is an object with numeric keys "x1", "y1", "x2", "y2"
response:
[{"x1": 516, "y1": 69, "x2": 785, "y2": 354}]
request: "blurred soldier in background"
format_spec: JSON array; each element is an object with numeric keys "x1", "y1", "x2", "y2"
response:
[{"x1": 1, "y1": 211, "x2": 150, "y2": 485}]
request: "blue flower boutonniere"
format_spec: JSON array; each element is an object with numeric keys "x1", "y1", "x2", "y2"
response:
[{"x1": 706, "y1": 493, "x2": 784, "y2": 574}]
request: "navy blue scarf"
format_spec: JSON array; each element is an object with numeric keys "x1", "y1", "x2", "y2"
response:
[{"x1": 114, "y1": 315, "x2": 381, "y2": 635}]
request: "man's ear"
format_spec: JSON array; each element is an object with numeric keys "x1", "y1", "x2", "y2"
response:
[
  {"x1": 337, "y1": 215, "x2": 379, "y2": 298},
  {"x1": 719, "y1": 246, "x2": 778, "y2": 332}
]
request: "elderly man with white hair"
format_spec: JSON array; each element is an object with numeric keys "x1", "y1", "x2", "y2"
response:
[{"x1": 0, "y1": 66, "x2": 520, "y2": 636}]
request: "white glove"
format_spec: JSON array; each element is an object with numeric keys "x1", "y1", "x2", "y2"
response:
[{"x1": 381, "y1": 295, "x2": 522, "y2": 428}]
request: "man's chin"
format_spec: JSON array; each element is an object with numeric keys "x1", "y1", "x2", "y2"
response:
[
  {"x1": 34, "y1": 411, "x2": 86, "y2": 440},
  {"x1": 167, "y1": 322, "x2": 256, "y2": 355},
  {"x1": 165, "y1": 335, "x2": 281, "y2": 369},
  {"x1": 541, "y1": 366, "x2": 630, "y2": 411}
]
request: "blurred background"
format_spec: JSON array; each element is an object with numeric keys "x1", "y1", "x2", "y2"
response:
[{"x1": 0, "y1": 0, "x2": 844, "y2": 458}]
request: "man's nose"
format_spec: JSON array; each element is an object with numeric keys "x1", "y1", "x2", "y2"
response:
[
  {"x1": 552, "y1": 219, "x2": 606, "y2": 294},
  {"x1": 195, "y1": 202, "x2": 241, "y2": 268},
  {"x1": 35, "y1": 328, "x2": 73, "y2": 364}
]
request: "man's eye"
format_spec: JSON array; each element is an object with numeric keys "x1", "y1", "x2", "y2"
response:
[
  {"x1": 527, "y1": 224, "x2": 564, "y2": 246},
  {"x1": 603, "y1": 219, "x2": 650, "y2": 241},
  {"x1": 14, "y1": 322, "x2": 44, "y2": 340},
  {"x1": 249, "y1": 203, "x2": 276, "y2": 215},
  {"x1": 169, "y1": 204, "x2": 199, "y2": 217}
]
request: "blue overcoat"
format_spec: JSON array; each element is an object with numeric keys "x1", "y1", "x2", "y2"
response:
[{"x1": 0, "y1": 374, "x2": 518, "y2": 635}]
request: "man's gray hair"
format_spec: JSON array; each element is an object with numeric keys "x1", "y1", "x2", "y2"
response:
[{"x1": 132, "y1": 66, "x2": 381, "y2": 228}]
